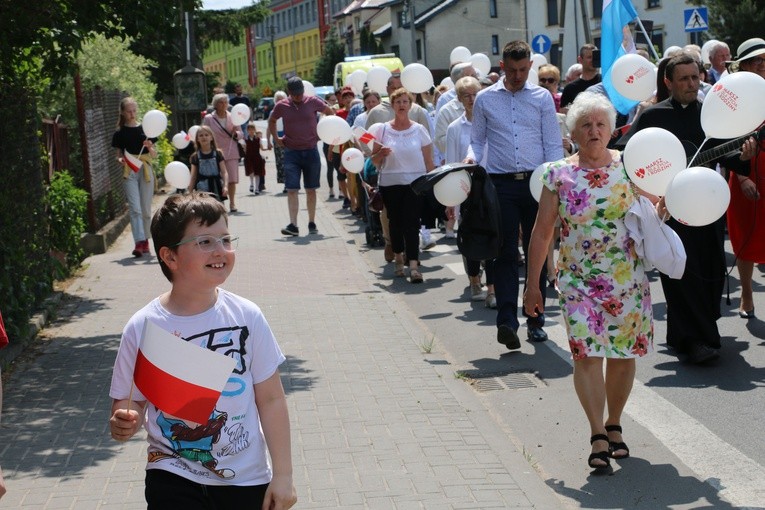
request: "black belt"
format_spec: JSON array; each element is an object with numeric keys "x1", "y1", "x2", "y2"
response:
[{"x1": 490, "y1": 171, "x2": 533, "y2": 180}]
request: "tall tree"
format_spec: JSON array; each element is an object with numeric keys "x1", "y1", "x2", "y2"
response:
[
  {"x1": 694, "y1": 0, "x2": 765, "y2": 47},
  {"x1": 314, "y1": 28, "x2": 346, "y2": 86}
]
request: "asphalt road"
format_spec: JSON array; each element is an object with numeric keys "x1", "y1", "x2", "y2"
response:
[{"x1": 332, "y1": 206, "x2": 765, "y2": 509}]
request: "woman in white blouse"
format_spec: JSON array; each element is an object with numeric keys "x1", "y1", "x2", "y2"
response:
[{"x1": 370, "y1": 88, "x2": 435, "y2": 283}]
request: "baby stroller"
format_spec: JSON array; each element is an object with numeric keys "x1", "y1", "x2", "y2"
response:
[{"x1": 360, "y1": 157, "x2": 385, "y2": 248}]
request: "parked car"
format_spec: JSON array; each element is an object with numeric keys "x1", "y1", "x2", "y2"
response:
[{"x1": 254, "y1": 97, "x2": 275, "y2": 120}]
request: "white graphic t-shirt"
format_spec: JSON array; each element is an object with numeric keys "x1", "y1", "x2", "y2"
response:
[{"x1": 109, "y1": 289, "x2": 286, "y2": 486}]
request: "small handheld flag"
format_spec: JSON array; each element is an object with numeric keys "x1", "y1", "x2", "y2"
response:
[
  {"x1": 133, "y1": 320, "x2": 236, "y2": 424},
  {"x1": 123, "y1": 152, "x2": 143, "y2": 173}
]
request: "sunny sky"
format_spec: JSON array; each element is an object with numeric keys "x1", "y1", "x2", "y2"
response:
[{"x1": 201, "y1": 0, "x2": 256, "y2": 10}]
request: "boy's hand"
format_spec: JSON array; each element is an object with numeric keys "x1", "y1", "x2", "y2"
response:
[
  {"x1": 261, "y1": 473, "x2": 297, "y2": 510},
  {"x1": 110, "y1": 408, "x2": 142, "y2": 441}
]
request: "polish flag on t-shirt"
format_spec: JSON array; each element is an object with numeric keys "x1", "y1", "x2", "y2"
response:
[
  {"x1": 123, "y1": 151, "x2": 143, "y2": 173},
  {"x1": 133, "y1": 320, "x2": 236, "y2": 424}
]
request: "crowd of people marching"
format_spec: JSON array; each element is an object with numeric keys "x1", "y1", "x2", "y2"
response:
[{"x1": 111, "y1": 37, "x2": 765, "y2": 473}]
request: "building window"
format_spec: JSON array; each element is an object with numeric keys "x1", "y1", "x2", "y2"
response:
[
  {"x1": 491, "y1": 35, "x2": 499, "y2": 55},
  {"x1": 547, "y1": 0, "x2": 558, "y2": 25},
  {"x1": 550, "y1": 42, "x2": 560, "y2": 67},
  {"x1": 592, "y1": 0, "x2": 602, "y2": 19},
  {"x1": 416, "y1": 39, "x2": 422, "y2": 60},
  {"x1": 489, "y1": 0, "x2": 497, "y2": 18},
  {"x1": 647, "y1": 0, "x2": 660, "y2": 8}
]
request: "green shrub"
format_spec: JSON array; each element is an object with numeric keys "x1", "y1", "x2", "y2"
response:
[{"x1": 47, "y1": 171, "x2": 88, "y2": 276}]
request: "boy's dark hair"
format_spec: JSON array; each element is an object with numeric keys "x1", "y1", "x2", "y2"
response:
[
  {"x1": 502, "y1": 41, "x2": 531, "y2": 62},
  {"x1": 151, "y1": 192, "x2": 228, "y2": 281}
]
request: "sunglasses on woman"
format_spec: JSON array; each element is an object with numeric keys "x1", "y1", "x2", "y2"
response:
[{"x1": 539, "y1": 77, "x2": 557, "y2": 84}]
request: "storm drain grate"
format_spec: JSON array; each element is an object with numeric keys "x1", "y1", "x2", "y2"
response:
[{"x1": 457, "y1": 370, "x2": 545, "y2": 392}]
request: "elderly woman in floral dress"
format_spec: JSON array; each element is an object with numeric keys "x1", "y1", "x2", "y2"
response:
[{"x1": 524, "y1": 92, "x2": 662, "y2": 471}]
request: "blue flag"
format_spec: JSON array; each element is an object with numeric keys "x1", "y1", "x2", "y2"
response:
[{"x1": 601, "y1": 0, "x2": 640, "y2": 115}]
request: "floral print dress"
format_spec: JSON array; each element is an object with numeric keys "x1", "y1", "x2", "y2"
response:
[{"x1": 543, "y1": 154, "x2": 653, "y2": 360}]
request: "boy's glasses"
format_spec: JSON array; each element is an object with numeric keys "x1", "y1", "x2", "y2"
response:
[{"x1": 174, "y1": 235, "x2": 239, "y2": 252}]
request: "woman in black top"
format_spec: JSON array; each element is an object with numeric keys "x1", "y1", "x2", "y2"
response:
[{"x1": 111, "y1": 97, "x2": 157, "y2": 258}]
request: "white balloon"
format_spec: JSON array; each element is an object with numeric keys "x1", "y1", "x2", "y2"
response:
[
  {"x1": 530, "y1": 53, "x2": 547, "y2": 72},
  {"x1": 440, "y1": 77, "x2": 454, "y2": 90},
  {"x1": 231, "y1": 103, "x2": 251, "y2": 124},
  {"x1": 623, "y1": 127, "x2": 686, "y2": 196},
  {"x1": 610, "y1": 54, "x2": 656, "y2": 101},
  {"x1": 172, "y1": 131, "x2": 190, "y2": 150},
  {"x1": 529, "y1": 163, "x2": 547, "y2": 202},
  {"x1": 701, "y1": 71, "x2": 765, "y2": 139},
  {"x1": 701, "y1": 39, "x2": 720, "y2": 65},
  {"x1": 450, "y1": 46, "x2": 472, "y2": 65},
  {"x1": 164, "y1": 161, "x2": 191, "y2": 189},
  {"x1": 260, "y1": 137, "x2": 269, "y2": 150},
  {"x1": 302, "y1": 80, "x2": 316, "y2": 97},
  {"x1": 367, "y1": 66, "x2": 392, "y2": 95},
  {"x1": 276, "y1": 118, "x2": 284, "y2": 133},
  {"x1": 434, "y1": 170, "x2": 472, "y2": 207},
  {"x1": 341, "y1": 148, "x2": 364, "y2": 174},
  {"x1": 469, "y1": 53, "x2": 492, "y2": 76},
  {"x1": 316, "y1": 116, "x2": 352, "y2": 145},
  {"x1": 665, "y1": 167, "x2": 730, "y2": 226},
  {"x1": 188, "y1": 125, "x2": 200, "y2": 142},
  {"x1": 348, "y1": 70, "x2": 367, "y2": 95},
  {"x1": 142, "y1": 110, "x2": 168, "y2": 138},
  {"x1": 527, "y1": 68, "x2": 539, "y2": 86},
  {"x1": 401, "y1": 63, "x2": 434, "y2": 94}
]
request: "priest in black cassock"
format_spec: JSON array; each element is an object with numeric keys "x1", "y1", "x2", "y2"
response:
[{"x1": 618, "y1": 53, "x2": 756, "y2": 364}]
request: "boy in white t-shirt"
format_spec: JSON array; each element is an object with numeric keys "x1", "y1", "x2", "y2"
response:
[{"x1": 108, "y1": 192, "x2": 296, "y2": 509}]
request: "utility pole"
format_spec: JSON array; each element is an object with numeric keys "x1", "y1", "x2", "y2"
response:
[
  {"x1": 408, "y1": 0, "x2": 417, "y2": 63},
  {"x1": 270, "y1": 24, "x2": 277, "y2": 82}
]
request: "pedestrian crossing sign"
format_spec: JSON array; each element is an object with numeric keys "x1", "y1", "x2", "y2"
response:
[{"x1": 684, "y1": 7, "x2": 708, "y2": 33}]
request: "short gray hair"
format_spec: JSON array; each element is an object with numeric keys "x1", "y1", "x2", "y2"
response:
[
  {"x1": 565, "y1": 91, "x2": 616, "y2": 134},
  {"x1": 274, "y1": 90, "x2": 287, "y2": 101},
  {"x1": 451, "y1": 62, "x2": 474, "y2": 82},
  {"x1": 708, "y1": 41, "x2": 730, "y2": 59},
  {"x1": 212, "y1": 93, "x2": 229, "y2": 107},
  {"x1": 565, "y1": 63, "x2": 583, "y2": 81}
]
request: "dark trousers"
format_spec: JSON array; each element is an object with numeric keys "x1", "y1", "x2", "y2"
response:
[
  {"x1": 381, "y1": 184, "x2": 422, "y2": 262},
  {"x1": 491, "y1": 175, "x2": 547, "y2": 331},
  {"x1": 466, "y1": 258, "x2": 495, "y2": 285},
  {"x1": 660, "y1": 218, "x2": 725, "y2": 352},
  {"x1": 145, "y1": 469, "x2": 268, "y2": 509}
]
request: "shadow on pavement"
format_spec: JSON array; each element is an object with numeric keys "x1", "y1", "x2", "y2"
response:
[
  {"x1": 1, "y1": 333, "x2": 122, "y2": 480},
  {"x1": 646, "y1": 337, "x2": 765, "y2": 392},
  {"x1": 546, "y1": 457, "x2": 739, "y2": 509},
  {"x1": 280, "y1": 355, "x2": 316, "y2": 395}
]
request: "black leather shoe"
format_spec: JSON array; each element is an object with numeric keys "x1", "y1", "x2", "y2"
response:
[
  {"x1": 497, "y1": 325, "x2": 521, "y2": 350},
  {"x1": 688, "y1": 344, "x2": 719, "y2": 364},
  {"x1": 527, "y1": 327, "x2": 548, "y2": 342}
]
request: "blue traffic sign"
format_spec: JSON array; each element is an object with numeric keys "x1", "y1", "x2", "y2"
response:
[
  {"x1": 684, "y1": 7, "x2": 708, "y2": 33},
  {"x1": 532, "y1": 34, "x2": 552, "y2": 54}
]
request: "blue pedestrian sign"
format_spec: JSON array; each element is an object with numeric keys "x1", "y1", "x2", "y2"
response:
[
  {"x1": 532, "y1": 34, "x2": 552, "y2": 54},
  {"x1": 684, "y1": 7, "x2": 708, "y2": 33}
]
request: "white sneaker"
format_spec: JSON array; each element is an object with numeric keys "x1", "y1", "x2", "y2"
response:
[
  {"x1": 445, "y1": 229, "x2": 457, "y2": 239},
  {"x1": 485, "y1": 293, "x2": 497, "y2": 308},
  {"x1": 470, "y1": 283, "x2": 487, "y2": 301},
  {"x1": 420, "y1": 229, "x2": 436, "y2": 250}
]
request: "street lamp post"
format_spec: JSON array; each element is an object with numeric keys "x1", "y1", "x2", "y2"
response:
[{"x1": 270, "y1": 24, "x2": 277, "y2": 82}]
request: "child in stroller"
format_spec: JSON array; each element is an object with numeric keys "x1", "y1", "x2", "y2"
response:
[{"x1": 360, "y1": 157, "x2": 385, "y2": 248}]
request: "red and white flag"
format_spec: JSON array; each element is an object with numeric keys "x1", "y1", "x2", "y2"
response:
[
  {"x1": 133, "y1": 320, "x2": 236, "y2": 424},
  {"x1": 123, "y1": 151, "x2": 143, "y2": 173},
  {"x1": 352, "y1": 126, "x2": 378, "y2": 150}
]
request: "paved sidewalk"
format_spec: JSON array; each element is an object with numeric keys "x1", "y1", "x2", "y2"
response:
[{"x1": 0, "y1": 157, "x2": 563, "y2": 509}]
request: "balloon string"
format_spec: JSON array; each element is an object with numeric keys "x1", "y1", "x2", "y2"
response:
[{"x1": 687, "y1": 137, "x2": 708, "y2": 167}]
